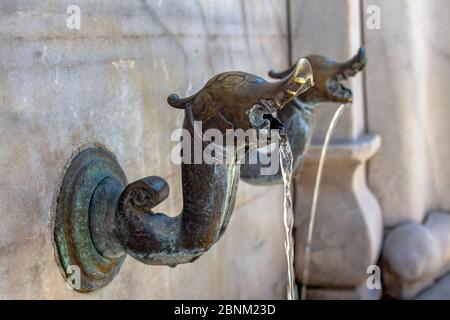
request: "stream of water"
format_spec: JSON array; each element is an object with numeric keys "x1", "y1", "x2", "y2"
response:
[
  {"x1": 280, "y1": 139, "x2": 297, "y2": 300},
  {"x1": 300, "y1": 104, "x2": 347, "y2": 300},
  {"x1": 280, "y1": 104, "x2": 347, "y2": 301}
]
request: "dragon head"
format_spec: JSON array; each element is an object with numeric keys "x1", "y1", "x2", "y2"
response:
[
  {"x1": 270, "y1": 47, "x2": 367, "y2": 105},
  {"x1": 168, "y1": 58, "x2": 314, "y2": 155}
]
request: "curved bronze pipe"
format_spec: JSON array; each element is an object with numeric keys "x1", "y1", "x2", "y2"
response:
[
  {"x1": 116, "y1": 107, "x2": 240, "y2": 267},
  {"x1": 114, "y1": 58, "x2": 313, "y2": 266},
  {"x1": 54, "y1": 58, "x2": 314, "y2": 291},
  {"x1": 240, "y1": 48, "x2": 367, "y2": 185}
]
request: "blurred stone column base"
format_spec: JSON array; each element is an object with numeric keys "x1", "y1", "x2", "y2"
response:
[
  {"x1": 294, "y1": 134, "x2": 383, "y2": 300},
  {"x1": 305, "y1": 282, "x2": 382, "y2": 300}
]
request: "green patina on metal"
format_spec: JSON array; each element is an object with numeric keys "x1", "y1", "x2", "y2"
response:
[{"x1": 54, "y1": 146, "x2": 127, "y2": 292}]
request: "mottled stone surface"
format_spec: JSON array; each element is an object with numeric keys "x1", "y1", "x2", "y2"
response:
[
  {"x1": 0, "y1": 0, "x2": 288, "y2": 299},
  {"x1": 364, "y1": 0, "x2": 450, "y2": 227},
  {"x1": 364, "y1": 0, "x2": 450, "y2": 299},
  {"x1": 382, "y1": 212, "x2": 450, "y2": 299},
  {"x1": 416, "y1": 273, "x2": 450, "y2": 300}
]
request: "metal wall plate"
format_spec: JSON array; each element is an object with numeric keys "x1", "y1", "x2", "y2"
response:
[{"x1": 53, "y1": 145, "x2": 127, "y2": 292}]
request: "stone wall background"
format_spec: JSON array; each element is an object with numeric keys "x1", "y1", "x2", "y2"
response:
[
  {"x1": 0, "y1": 0, "x2": 288, "y2": 299},
  {"x1": 365, "y1": 0, "x2": 450, "y2": 227},
  {"x1": 363, "y1": 0, "x2": 450, "y2": 299}
]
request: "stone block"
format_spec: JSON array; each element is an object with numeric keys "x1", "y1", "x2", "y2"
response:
[
  {"x1": 305, "y1": 282, "x2": 382, "y2": 300},
  {"x1": 382, "y1": 212, "x2": 450, "y2": 299}
]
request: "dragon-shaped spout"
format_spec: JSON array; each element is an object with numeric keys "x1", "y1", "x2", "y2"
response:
[
  {"x1": 108, "y1": 58, "x2": 314, "y2": 267},
  {"x1": 240, "y1": 48, "x2": 367, "y2": 185},
  {"x1": 54, "y1": 58, "x2": 314, "y2": 291}
]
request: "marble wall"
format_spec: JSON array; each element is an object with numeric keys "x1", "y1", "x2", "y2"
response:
[
  {"x1": 364, "y1": 0, "x2": 450, "y2": 298},
  {"x1": 0, "y1": 0, "x2": 289, "y2": 299}
]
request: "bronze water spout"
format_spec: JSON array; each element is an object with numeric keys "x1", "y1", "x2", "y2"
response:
[
  {"x1": 53, "y1": 59, "x2": 314, "y2": 291},
  {"x1": 240, "y1": 48, "x2": 367, "y2": 185}
]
